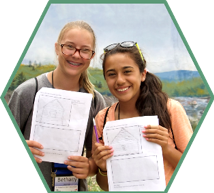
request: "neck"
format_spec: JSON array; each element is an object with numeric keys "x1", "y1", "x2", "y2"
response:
[
  {"x1": 47, "y1": 68, "x2": 80, "y2": 91},
  {"x1": 116, "y1": 100, "x2": 140, "y2": 120}
]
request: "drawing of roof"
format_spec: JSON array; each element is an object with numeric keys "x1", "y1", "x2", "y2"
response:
[
  {"x1": 43, "y1": 99, "x2": 64, "y2": 111},
  {"x1": 41, "y1": 99, "x2": 64, "y2": 124},
  {"x1": 111, "y1": 128, "x2": 137, "y2": 145}
]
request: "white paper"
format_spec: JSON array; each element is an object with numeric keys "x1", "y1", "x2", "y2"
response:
[
  {"x1": 103, "y1": 116, "x2": 166, "y2": 191},
  {"x1": 30, "y1": 87, "x2": 92, "y2": 163}
]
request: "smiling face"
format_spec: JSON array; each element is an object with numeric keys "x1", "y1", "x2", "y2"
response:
[
  {"x1": 55, "y1": 28, "x2": 95, "y2": 78},
  {"x1": 104, "y1": 53, "x2": 146, "y2": 104}
]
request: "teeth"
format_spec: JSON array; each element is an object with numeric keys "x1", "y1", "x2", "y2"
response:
[
  {"x1": 68, "y1": 61, "x2": 81, "y2": 66},
  {"x1": 117, "y1": 87, "x2": 129, "y2": 92}
]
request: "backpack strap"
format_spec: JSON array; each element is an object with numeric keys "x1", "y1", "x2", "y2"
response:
[
  {"x1": 93, "y1": 91, "x2": 96, "y2": 109},
  {"x1": 98, "y1": 105, "x2": 111, "y2": 141},
  {"x1": 22, "y1": 77, "x2": 38, "y2": 134}
]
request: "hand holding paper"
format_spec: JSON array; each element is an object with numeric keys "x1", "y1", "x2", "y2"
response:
[
  {"x1": 143, "y1": 125, "x2": 170, "y2": 152},
  {"x1": 26, "y1": 140, "x2": 44, "y2": 163},
  {"x1": 103, "y1": 116, "x2": 166, "y2": 191},
  {"x1": 92, "y1": 142, "x2": 114, "y2": 172},
  {"x1": 29, "y1": 87, "x2": 92, "y2": 164}
]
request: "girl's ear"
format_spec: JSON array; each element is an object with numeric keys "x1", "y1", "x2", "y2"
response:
[
  {"x1": 55, "y1": 43, "x2": 59, "y2": 55},
  {"x1": 141, "y1": 69, "x2": 147, "y2": 82}
]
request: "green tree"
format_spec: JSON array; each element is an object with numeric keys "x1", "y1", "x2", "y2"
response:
[
  {"x1": 8, "y1": 78, "x2": 16, "y2": 91},
  {"x1": 97, "y1": 81, "x2": 102, "y2": 88},
  {"x1": 16, "y1": 72, "x2": 26, "y2": 86}
]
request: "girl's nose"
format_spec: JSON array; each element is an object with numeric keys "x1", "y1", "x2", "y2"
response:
[{"x1": 116, "y1": 74, "x2": 125, "y2": 85}]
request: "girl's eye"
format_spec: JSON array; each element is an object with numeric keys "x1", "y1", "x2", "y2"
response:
[
  {"x1": 107, "y1": 73, "x2": 116, "y2": 77},
  {"x1": 81, "y1": 49, "x2": 90, "y2": 53},
  {"x1": 124, "y1": 70, "x2": 131, "y2": 74},
  {"x1": 66, "y1": 45, "x2": 75, "y2": 50}
]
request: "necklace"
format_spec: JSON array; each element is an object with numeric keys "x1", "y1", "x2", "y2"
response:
[{"x1": 116, "y1": 102, "x2": 120, "y2": 120}]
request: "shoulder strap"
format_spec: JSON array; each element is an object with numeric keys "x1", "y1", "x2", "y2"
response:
[
  {"x1": 103, "y1": 103, "x2": 119, "y2": 128},
  {"x1": 22, "y1": 77, "x2": 38, "y2": 134},
  {"x1": 98, "y1": 105, "x2": 111, "y2": 140},
  {"x1": 171, "y1": 128, "x2": 177, "y2": 150},
  {"x1": 93, "y1": 91, "x2": 96, "y2": 109},
  {"x1": 103, "y1": 106, "x2": 111, "y2": 127}
]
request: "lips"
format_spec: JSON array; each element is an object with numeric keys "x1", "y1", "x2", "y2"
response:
[
  {"x1": 116, "y1": 87, "x2": 130, "y2": 92},
  {"x1": 67, "y1": 60, "x2": 82, "y2": 66}
]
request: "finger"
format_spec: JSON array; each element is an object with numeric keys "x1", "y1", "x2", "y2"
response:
[
  {"x1": 34, "y1": 156, "x2": 43, "y2": 163},
  {"x1": 26, "y1": 140, "x2": 43, "y2": 149},
  {"x1": 29, "y1": 147, "x2": 45, "y2": 156},
  {"x1": 144, "y1": 133, "x2": 168, "y2": 141},
  {"x1": 146, "y1": 125, "x2": 168, "y2": 131},
  {"x1": 64, "y1": 160, "x2": 89, "y2": 169},
  {"x1": 67, "y1": 156, "x2": 88, "y2": 162},
  {"x1": 71, "y1": 172, "x2": 88, "y2": 179},
  {"x1": 94, "y1": 148, "x2": 114, "y2": 161},
  {"x1": 145, "y1": 137, "x2": 168, "y2": 146},
  {"x1": 94, "y1": 145, "x2": 113, "y2": 155},
  {"x1": 99, "y1": 152, "x2": 114, "y2": 161},
  {"x1": 143, "y1": 129, "x2": 169, "y2": 137}
]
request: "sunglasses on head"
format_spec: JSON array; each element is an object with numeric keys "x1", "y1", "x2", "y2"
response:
[{"x1": 103, "y1": 41, "x2": 144, "y2": 61}]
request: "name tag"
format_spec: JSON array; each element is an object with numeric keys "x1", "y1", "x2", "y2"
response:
[{"x1": 54, "y1": 176, "x2": 78, "y2": 191}]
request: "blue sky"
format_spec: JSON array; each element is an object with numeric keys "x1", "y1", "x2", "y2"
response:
[{"x1": 23, "y1": 4, "x2": 196, "y2": 73}]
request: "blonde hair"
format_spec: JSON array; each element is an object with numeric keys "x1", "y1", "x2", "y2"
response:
[{"x1": 57, "y1": 21, "x2": 95, "y2": 97}]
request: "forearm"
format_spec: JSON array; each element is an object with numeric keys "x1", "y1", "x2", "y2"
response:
[
  {"x1": 162, "y1": 145, "x2": 182, "y2": 168},
  {"x1": 96, "y1": 169, "x2": 109, "y2": 191}
]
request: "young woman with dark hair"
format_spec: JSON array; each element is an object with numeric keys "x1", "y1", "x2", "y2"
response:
[{"x1": 92, "y1": 41, "x2": 193, "y2": 190}]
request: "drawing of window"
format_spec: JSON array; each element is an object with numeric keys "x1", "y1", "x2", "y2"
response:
[
  {"x1": 40, "y1": 99, "x2": 65, "y2": 125},
  {"x1": 110, "y1": 128, "x2": 140, "y2": 156}
]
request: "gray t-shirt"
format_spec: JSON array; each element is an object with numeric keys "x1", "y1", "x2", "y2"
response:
[{"x1": 8, "y1": 73, "x2": 106, "y2": 191}]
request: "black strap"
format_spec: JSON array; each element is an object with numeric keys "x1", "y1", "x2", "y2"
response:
[
  {"x1": 98, "y1": 105, "x2": 111, "y2": 140},
  {"x1": 22, "y1": 77, "x2": 38, "y2": 134}
]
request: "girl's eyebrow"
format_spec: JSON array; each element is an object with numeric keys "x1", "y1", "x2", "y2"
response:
[
  {"x1": 64, "y1": 41, "x2": 91, "y2": 48},
  {"x1": 123, "y1": 66, "x2": 133, "y2": 69},
  {"x1": 106, "y1": 69, "x2": 115, "y2": 74},
  {"x1": 106, "y1": 66, "x2": 133, "y2": 73}
]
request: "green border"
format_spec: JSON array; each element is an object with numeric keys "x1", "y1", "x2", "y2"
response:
[{"x1": 1, "y1": 0, "x2": 214, "y2": 192}]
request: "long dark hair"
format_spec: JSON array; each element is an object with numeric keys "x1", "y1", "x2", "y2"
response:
[{"x1": 102, "y1": 45, "x2": 172, "y2": 131}]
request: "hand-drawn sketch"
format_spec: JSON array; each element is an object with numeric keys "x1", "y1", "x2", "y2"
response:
[
  {"x1": 106, "y1": 126, "x2": 142, "y2": 156},
  {"x1": 40, "y1": 99, "x2": 65, "y2": 125},
  {"x1": 111, "y1": 155, "x2": 159, "y2": 184},
  {"x1": 103, "y1": 116, "x2": 165, "y2": 191},
  {"x1": 30, "y1": 87, "x2": 92, "y2": 163},
  {"x1": 33, "y1": 125, "x2": 80, "y2": 153},
  {"x1": 36, "y1": 94, "x2": 72, "y2": 126}
]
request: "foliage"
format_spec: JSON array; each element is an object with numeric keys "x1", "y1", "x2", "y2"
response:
[
  {"x1": 8, "y1": 65, "x2": 209, "y2": 98},
  {"x1": 162, "y1": 78, "x2": 209, "y2": 97},
  {"x1": 8, "y1": 64, "x2": 56, "y2": 91}
]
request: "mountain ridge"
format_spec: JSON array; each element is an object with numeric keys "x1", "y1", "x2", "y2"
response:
[{"x1": 154, "y1": 70, "x2": 200, "y2": 82}]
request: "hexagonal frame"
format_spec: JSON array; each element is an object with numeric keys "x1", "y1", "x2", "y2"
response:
[{"x1": 1, "y1": 0, "x2": 213, "y2": 192}]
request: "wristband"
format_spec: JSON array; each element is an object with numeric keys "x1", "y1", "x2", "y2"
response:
[{"x1": 98, "y1": 168, "x2": 107, "y2": 176}]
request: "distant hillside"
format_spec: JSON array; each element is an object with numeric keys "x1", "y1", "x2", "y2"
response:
[
  {"x1": 6, "y1": 66, "x2": 209, "y2": 99},
  {"x1": 154, "y1": 70, "x2": 200, "y2": 82}
]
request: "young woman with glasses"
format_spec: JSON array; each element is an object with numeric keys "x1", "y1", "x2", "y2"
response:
[
  {"x1": 8, "y1": 21, "x2": 106, "y2": 191},
  {"x1": 91, "y1": 41, "x2": 193, "y2": 190}
]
